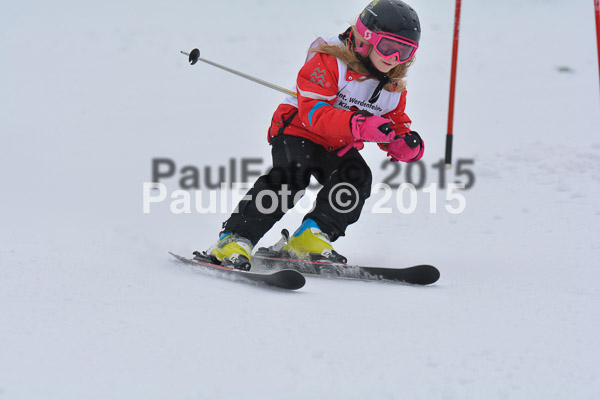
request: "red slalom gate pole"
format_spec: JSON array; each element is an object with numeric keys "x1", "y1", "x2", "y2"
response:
[
  {"x1": 595, "y1": 0, "x2": 600, "y2": 97},
  {"x1": 445, "y1": 0, "x2": 462, "y2": 168}
]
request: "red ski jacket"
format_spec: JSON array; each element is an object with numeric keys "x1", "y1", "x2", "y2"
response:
[{"x1": 268, "y1": 36, "x2": 412, "y2": 153}]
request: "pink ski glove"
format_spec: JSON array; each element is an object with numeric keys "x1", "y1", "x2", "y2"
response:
[
  {"x1": 350, "y1": 110, "x2": 394, "y2": 142},
  {"x1": 387, "y1": 131, "x2": 424, "y2": 163}
]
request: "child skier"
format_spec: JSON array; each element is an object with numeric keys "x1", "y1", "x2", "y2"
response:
[{"x1": 198, "y1": 0, "x2": 424, "y2": 270}]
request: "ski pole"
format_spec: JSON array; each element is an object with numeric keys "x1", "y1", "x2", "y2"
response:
[
  {"x1": 181, "y1": 48, "x2": 401, "y2": 157},
  {"x1": 180, "y1": 49, "x2": 297, "y2": 97},
  {"x1": 445, "y1": 0, "x2": 462, "y2": 169}
]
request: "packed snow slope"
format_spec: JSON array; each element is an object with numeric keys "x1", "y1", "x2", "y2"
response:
[{"x1": 1, "y1": 0, "x2": 599, "y2": 399}]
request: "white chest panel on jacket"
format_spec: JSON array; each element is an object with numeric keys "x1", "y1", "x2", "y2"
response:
[{"x1": 333, "y1": 57, "x2": 401, "y2": 117}]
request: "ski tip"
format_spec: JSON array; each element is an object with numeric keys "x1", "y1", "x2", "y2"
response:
[
  {"x1": 413, "y1": 265, "x2": 440, "y2": 285},
  {"x1": 272, "y1": 269, "x2": 306, "y2": 290},
  {"x1": 169, "y1": 251, "x2": 305, "y2": 290}
]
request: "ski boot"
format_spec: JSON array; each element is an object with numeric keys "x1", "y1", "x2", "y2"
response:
[
  {"x1": 194, "y1": 233, "x2": 253, "y2": 271},
  {"x1": 283, "y1": 219, "x2": 347, "y2": 263}
]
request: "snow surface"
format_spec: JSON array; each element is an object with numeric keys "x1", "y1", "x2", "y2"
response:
[{"x1": 1, "y1": 0, "x2": 600, "y2": 399}]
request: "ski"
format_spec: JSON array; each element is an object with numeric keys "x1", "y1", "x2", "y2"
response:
[
  {"x1": 253, "y1": 251, "x2": 440, "y2": 286},
  {"x1": 168, "y1": 252, "x2": 306, "y2": 291}
]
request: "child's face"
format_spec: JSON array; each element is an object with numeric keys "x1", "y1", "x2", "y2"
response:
[{"x1": 369, "y1": 49, "x2": 400, "y2": 73}]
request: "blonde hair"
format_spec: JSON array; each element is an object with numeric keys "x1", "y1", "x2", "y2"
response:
[{"x1": 311, "y1": 26, "x2": 414, "y2": 93}]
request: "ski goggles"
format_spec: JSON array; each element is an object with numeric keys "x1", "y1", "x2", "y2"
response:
[{"x1": 356, "y1": 17, "x2": 418, "y2": 63}]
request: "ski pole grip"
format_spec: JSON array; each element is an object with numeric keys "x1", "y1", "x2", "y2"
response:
[{"x1": 188, "y1": 48, "x2": 200, "y2": 65}]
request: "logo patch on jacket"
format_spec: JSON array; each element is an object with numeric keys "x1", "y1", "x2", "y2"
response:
[{"x1": 309, "y1": 67, "x2": 326, "y2": 87}]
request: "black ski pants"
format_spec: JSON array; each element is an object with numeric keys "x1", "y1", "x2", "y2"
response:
[{"x1": 222, "y1": 135, "x2": 372, "y2": 245}]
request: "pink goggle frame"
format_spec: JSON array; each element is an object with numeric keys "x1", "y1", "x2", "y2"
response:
[{"x1": 355, "y1": 17, "x2": 418, "y2": 63}]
